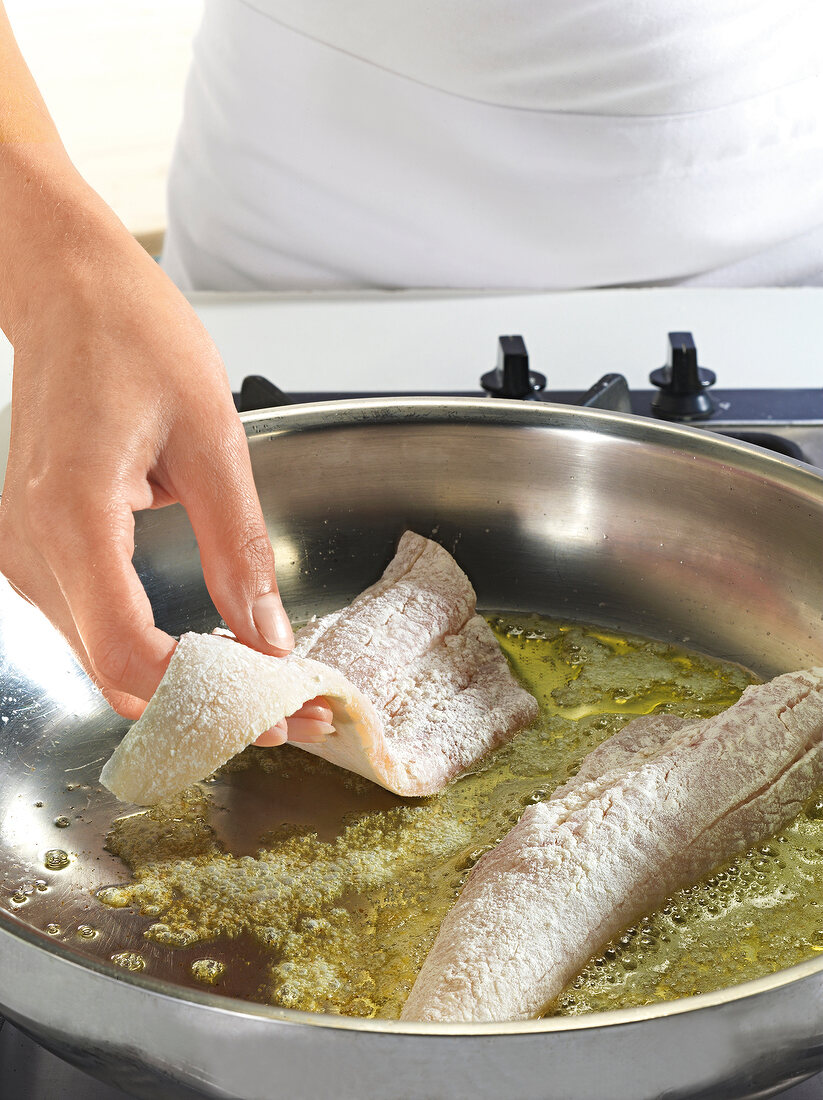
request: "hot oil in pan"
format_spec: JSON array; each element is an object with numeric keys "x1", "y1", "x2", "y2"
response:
[
  {"x1": 96, "y1": 616, "x2": 823, "y2": 1018},
  {"x1": 557, "y1": 793, "x2": 823, "y2": 1016}
]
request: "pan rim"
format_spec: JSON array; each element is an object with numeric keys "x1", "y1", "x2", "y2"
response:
[
  {"x1": 2, "y1": 911, "x2": 823, "y2": 1035},
  {"x1": 2, "y1": 396, "x2": 822, "y2": 1037},
  {"x1": 239, "y1": 395, "x2": 823, "y2": 490}
]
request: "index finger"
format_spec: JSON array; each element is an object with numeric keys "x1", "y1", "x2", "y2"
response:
[{"x1": 40, "y1": 499, "x2": 176, "y2": 703}]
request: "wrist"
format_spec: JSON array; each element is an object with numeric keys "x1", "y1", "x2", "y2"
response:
[{"x1": 0, "y1": 143, "x2": 141, "y2": 343}]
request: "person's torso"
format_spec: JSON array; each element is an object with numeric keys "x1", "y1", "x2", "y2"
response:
[{"x1": 163, "y1": 0, "x2": 823, "y2": 291}]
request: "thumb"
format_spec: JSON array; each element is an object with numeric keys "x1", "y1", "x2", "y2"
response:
[{"x1": 169, "y1": 420, "x2": 294, "y2": 655}]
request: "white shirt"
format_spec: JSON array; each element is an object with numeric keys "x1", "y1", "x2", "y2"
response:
[
  {"x1": 243, "y1": 0, "x2": 820, "y2": 116},
  {"x1": 162, "y1": 0, "x2": 823, "y2": 290}
]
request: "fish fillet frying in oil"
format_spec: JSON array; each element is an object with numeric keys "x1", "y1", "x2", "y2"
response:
[
  {"x1": 100, "y1": 532, "x2": 538, "y2": 804},
  {"x1": 401, "y1": 669, "x2": 823, "y2": 1022}
]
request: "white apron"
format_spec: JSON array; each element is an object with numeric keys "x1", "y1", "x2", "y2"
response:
[{"x1": 162, "y1": 0, "x2": 823, "y2": 290}]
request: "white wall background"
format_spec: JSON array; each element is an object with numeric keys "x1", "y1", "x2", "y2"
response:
[{"x1": 5, "y1": 0, "x2": 202, "y2": 245}]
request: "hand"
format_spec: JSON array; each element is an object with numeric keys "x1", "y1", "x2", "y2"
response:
[
  {"x1": 0, "y1": 152, "x2": 329, "y2": 740},
  {"x1": 257, "y1": 696, "x2": 335, "y2": 746},
  {"x1": 0, "y1": 11, "x2": 332, "y2": 743}
]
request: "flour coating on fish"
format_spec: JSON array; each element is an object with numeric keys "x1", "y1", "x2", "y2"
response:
[{"x1": 100, "y1": 532, "x2": 538, "y2": 803}]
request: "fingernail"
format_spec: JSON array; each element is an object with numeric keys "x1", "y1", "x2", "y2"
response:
[
  {"x1": 297, "y1": 703, "x2": 334, "y2": 723},
  {"x1": 286, "y1": 718, "x2": 335, "y2": 743},
  {"x1": 252, "y1": 592, "x2": 294, "y2": 653},
  {"x1": 255, "y1": 720, "x2": 288, "y2": 747}
]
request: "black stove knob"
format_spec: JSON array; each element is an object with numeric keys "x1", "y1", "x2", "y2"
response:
[
  {"x1": 481, "y1": 335, "x2": 546, "y2": 400},
  {"x1": 649, "y1": 332, "x2": 716, "y2": 421},
  {"x1": 235, "y1": 375, "x2": 293, "y2": 412}
]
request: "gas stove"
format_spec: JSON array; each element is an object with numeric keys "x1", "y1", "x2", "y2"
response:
[
  {"x1": 231, "y1": 330, "x2": 823, "y2": 471},
  {"x1": 1, "y1": 286, "x2": 823, "y2": 489}
]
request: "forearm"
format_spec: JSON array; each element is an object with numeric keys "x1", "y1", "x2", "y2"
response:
[
  {"x1": 0, "y1": 1, "x2": 58, "y2": 144},
  {"x1": 0, "y1": 2, "x2": 139, "y2": 341}
]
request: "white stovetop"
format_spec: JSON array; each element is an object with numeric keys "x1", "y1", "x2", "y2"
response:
[{"x1": 1, "y1": 286, "x2": 822, "y2": 488}]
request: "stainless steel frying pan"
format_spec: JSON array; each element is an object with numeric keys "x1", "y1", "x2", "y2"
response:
[{"x1": 1, "y1": 399, "x2": 822, "y2": 1100}]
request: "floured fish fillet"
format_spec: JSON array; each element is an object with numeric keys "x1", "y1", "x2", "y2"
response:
[
  {"x1": 100, "y1": 532, "x2": 538, "y2": 804},
  {"x1": 401, "y1": 669, "x2": 823, "y2": 1022}
]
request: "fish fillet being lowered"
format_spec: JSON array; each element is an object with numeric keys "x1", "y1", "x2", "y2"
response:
[
  {"x1": 100, "y1": 532, "x2": 538, "y2": 804},
  {"x1": 402, "y1": 669, "x2": 823, "y2": 1022}
]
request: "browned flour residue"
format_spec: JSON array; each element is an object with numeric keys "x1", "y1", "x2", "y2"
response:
[{"x1": 99, "y1": 616, "x2": 823, "y2": 1018}]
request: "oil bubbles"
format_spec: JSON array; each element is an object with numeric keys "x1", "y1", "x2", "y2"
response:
[
  {"x1": 44, "y1": 849, "x2": 70, "y2": 871},
  {"x1": 111, "y1": 952, "x2": 146, "y2": 972},
  {"x1": 191, "y1": 959, "x2": 225, "y2": 985}
]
